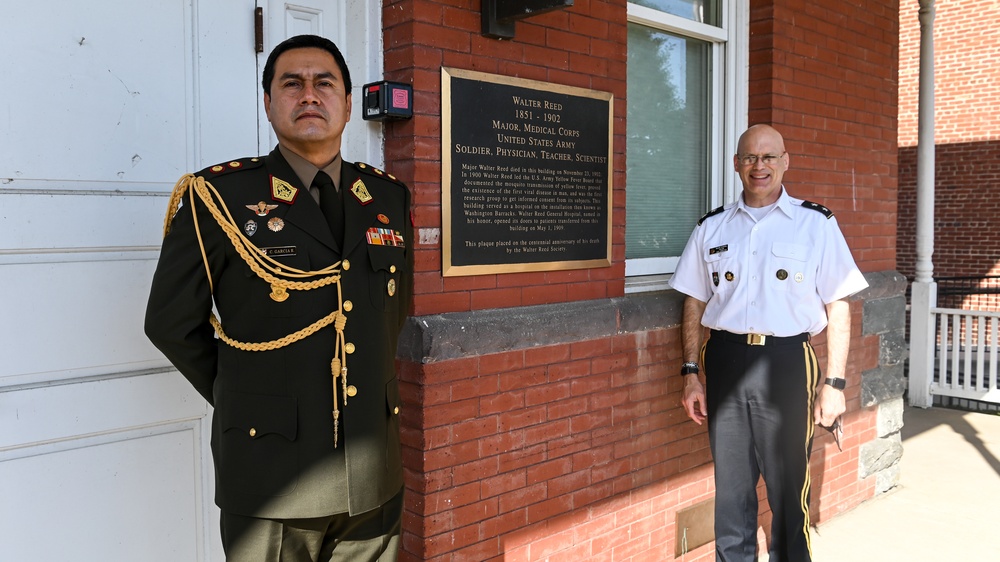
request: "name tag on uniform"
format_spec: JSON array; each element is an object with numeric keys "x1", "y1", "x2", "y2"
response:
[
  {"x1": 259, "y1": 246, "x2": 296, "y2": 257},
  {"x1": 709, "y1": 244, "x2": 729, "y2": 255}
]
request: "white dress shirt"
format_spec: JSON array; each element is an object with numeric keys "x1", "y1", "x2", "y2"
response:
[{"x1": 670, "y1": 188, "x2": 869, "y2": 336}]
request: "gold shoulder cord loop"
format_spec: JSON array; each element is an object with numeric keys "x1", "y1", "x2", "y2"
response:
[{"x1": 162, "y1": 173, "x2": 351, "y2": 447}]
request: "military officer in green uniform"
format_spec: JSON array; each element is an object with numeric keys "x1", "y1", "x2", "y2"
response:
[{"x1": 144, "y1": 35, "x2": 412, "y2": 561}]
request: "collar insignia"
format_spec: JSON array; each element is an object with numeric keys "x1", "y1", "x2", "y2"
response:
[
  {"x1": 351, "y1": 178, "x2": 373, "y2": 205},
  {"x1": 270, "y1": 176, "x2": 298, "y2": 203}
]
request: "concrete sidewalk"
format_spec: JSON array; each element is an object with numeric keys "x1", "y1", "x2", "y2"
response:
[{"x1": 808, "y1": 405, "x2": 1000, "y2": 561}]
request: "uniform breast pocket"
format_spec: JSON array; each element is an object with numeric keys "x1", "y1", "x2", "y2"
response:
[
  {"x1": 769, "y1": 242, "x2": 810, "y2": 292},
  {"x1": 367, "y1": 244, "x2": 404, "y2": 312},
  {"x1": 704, "y1": 242, "x2": 738, "y2": 294},
  {"x1": 218, "y1": 391, "x2": 298, "y2": 495}
]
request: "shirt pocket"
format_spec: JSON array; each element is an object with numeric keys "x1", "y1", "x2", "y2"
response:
[
  {"x1": 704, "y1": 242, "x2": 739, "y2": 295},
  {"x1": 769, "y1": 242, "x2": 809, "y2": 293}
]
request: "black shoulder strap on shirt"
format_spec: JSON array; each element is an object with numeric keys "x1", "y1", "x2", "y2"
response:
[
  {"x1": 801, "y1": 200, "x2": 834, "y2": 219},
  {"x1": 697, "y1": 205, "x2": 725, "y2": 226}
]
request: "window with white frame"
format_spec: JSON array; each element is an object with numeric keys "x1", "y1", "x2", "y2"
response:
[{"x1": 625, "y1": 0, "x2": 747, "y2": 292}]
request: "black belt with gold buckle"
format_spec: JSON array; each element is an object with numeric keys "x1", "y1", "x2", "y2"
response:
[{"x1": 711, "y1": 330, "x2": 809, "y2": 346}]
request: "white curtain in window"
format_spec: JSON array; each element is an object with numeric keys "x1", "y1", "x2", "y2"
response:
[{"x1": 626, "y1": 24, "x2": 711, "y2": 260}]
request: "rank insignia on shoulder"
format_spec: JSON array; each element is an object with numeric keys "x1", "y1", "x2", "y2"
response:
[
  {"x1": 698, "y1": 205, "x2": 725, "y2": 226},
  {"x1": 801, "y1": 200, "x2": 834, "y2": 219},
  {"x1": 271, "y1": 176, "x2": 299, "y2": 204},
  {"x1": 351, "y1": 178, "x2": 373, "y2": 205},
  {"x1": 366, "y1": 227, "x2": 405, "y2": 247},
  {"x1": 355, "y1": 161, "x2": 405, "y2": 187},
  {"x1": 247, "y1": 201, "x2": 279, "y2": 216},
  {"x1": 202, "y1": 157, "x2": 263, "y2": 177}
]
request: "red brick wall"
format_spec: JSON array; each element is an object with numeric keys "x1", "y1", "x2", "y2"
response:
[
  {"x1": 898, "y1": 142, "x2": 1000, "y2": 280},
  {"x1": 398, "y1": 302, "x2": 879, "y2": 561},
  {"x1": 749, "y1": 0, "x2": 899, "y2": 272},
  {"x1": 897, "y1": 1, "x2": 1000, "y2": 281},
  {"x1": 381, "y1": 1, "x2": 896, "y2": 560}
]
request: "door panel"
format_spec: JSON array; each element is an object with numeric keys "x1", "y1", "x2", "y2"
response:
[
  {"x1": 0, "y1": 1, "x2": 195, "y2": 185},
  {"x1": 1, "y1": 2, "x2": 250, "y2": 561}
]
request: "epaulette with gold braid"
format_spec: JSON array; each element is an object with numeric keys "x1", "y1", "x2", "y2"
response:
[
  {"x1": 198, "y1": 157, "x2": 264, "y2": 179},
  {"x1": 354, "y1": 161, "x2": 406, "y2": 187},
  {"x1": 162, "y1": 172, "x2": 353, "y2": 447}
]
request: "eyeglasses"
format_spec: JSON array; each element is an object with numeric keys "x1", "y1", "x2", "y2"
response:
[{"x1": 737, "y1": 152, "x2": 786, "y2": 166}]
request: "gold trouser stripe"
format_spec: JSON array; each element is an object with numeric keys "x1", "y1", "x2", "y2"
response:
[{"x1": 800, "y1": 341, "x2": 820, "y2": 557}]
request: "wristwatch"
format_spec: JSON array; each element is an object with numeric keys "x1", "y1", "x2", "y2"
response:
[
  {"x1": 681, "y1": 362, "x2": 700, "y2": 376},
  {"x1": 824, "y1": 377, "x2": 846, "y2": 390}
]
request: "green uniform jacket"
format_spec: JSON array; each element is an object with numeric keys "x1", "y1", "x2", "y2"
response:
[{"x1": 144, "y1": 147, "x2": 412, "y2": 519}]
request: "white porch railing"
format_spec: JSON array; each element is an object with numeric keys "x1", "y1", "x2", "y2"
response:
[
  {"x1": 910, "y1": 281, "x2": 1000, "y2": 407},
  {"x1": 929, "y1": 308, "x2": 1000, "y2": 403}
]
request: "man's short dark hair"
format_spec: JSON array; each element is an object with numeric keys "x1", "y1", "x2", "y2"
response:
[{"x1": 262, "y1": 34, "x2": 352, "y2": 96}]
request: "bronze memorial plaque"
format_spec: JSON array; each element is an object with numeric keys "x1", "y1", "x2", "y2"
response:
[{"x1": 442, "y1": 67, "x2": 613, "y2": 276}]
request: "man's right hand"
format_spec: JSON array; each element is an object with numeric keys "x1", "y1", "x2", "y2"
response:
[{"x1": 681, "y1": 374, "x2": 708, "y2": 425}]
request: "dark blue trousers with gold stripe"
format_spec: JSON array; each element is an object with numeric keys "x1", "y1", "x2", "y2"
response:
[{"x1": 703, "y1": 330, "x2": 819, "y2": 562}]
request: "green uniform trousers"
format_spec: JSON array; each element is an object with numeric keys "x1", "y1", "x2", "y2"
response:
[{"x1": 220, "y1": 488, "x2": 403, "y2": 562}]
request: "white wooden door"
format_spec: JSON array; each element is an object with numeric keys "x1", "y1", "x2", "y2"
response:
[
  {"x1": 0, "y1": 1, "x2": 380, "y2": 560},
  {"x1": 259, "y1": 0, "x2": 385, "y2": 164}
]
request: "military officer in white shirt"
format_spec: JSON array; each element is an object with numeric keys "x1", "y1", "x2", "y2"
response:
[{"x1": 670, "y1": 124, "x2": 868, "y2": 562}]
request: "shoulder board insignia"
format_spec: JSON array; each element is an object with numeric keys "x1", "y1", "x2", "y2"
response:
[
  {"x1": 355, "y1": 161, "x2": 406, "y2": 187},
  {"x1": 801, "y1": 200, "x2": 834, "y2": 219},
  {"x1": 271, "y1": 176, "x2": 299, "y2": 204},
  {"x1": 697, "y1": 205, "x2": 725, "y2": 226},
  {"x1": 200, "y1": 157, "x2": 262, "y2": 178}
]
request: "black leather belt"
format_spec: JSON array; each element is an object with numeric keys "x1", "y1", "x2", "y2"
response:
[{"x1": 711, "y1": 330, "x2": 809, "y2": 346}]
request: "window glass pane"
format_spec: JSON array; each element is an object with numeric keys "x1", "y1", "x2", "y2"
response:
[
  {"x1": 631, "y1": 0, "x2": 721, "y2": 26},
  {"x1": 626, "y1": 24, "x2": 710, "y2": 260}
]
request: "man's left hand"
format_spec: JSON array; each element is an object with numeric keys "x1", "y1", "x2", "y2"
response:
[{"x1": 814, "y1": 383, "x2": 846, "y2": 427}]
